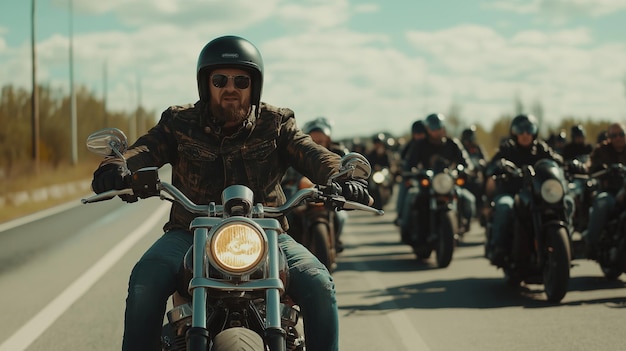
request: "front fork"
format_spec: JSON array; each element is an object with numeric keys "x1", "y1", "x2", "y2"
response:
[{"x1": 187, "y1": 227, "x2": 287, "y2": 351}]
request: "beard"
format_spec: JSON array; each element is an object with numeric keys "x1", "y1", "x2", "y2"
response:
[{"x1": 209, "y1": 93, "x2": 251, "y2": 127}]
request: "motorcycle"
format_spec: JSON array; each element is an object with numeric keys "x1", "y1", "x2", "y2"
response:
[
  {"x1": 484, "y1": 158, "x2": 572, "y2": 302},
  {"x1": 578, "y1": 163, "x2": 626, "y2": 280},
  {"x1": 400, "y1": 162, "x2": 467, "y2": 268},
  {"x1": 564, "y1": 157, "x2": 593, "y2": 234},
  {"x1": 82, "y1": 128, "x2": 383, "y2": 351},
  {"x1": 368, "y1": 166, "x2": 394, "y2": 210},
  {"x1": 281, "y1": 173, "x2": 339, "y2": 273}
]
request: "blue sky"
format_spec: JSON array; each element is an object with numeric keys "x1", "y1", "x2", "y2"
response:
[{"x1": 1, "y1": 0, "x2": 626, "y2": 139}]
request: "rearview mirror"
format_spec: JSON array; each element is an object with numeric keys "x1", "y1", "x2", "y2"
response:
[
  {"x1": 338, "y1": 152, "x2": 371, "y2": 181},
  {"x1": 86, "y1": 128, "x2": 129, "y2": 158}
]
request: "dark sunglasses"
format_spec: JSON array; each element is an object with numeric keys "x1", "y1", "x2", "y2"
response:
[
  {"x1": 211, "y1": 74, "x2": 251, "y2": 89},
  {"x1": 512, "y1": 123, "x2": 538, "y2": 136},
  {"x1": 608, "y1": 131, "x2": 625, "y2": 138}
]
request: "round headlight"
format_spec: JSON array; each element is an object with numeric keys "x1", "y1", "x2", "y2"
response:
[
  {"x1": 207, "y1": 221, "x2": 267, "y2": 276},
  {"x1": 432, "y1": 173, "x2": 454, "y2": 194},
  {"x1": 540, "y1": 179, "x2": 564, "y2": 204},
  {"x1": 372, "y1": 171, "x2": 385, "y2": 184}
]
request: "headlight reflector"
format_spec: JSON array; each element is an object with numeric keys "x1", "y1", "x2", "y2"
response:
[
  {"x1": 207, "y1": 221, "x2": 267, "y2": 276},
  {"x1": 432, "y1": 173, "x2": 454, "y2": 194},
  {"x1": 540, "y1": 179, "x2": 564, "y2": 204},
  {"x1": 372, "y1": 171, "x2": 385, "y2": 184}
]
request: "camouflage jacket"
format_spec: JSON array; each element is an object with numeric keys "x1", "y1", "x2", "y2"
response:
[{"x1": 122, "y1": 101, "x2": 341, "y2": 232}]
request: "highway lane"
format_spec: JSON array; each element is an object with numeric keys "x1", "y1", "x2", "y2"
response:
[{"x1": 0, "y1": 190, "x2": 624, "y2": 350}]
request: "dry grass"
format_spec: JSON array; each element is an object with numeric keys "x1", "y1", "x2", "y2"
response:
[{"x1": 0, "y1": 160, "x2": 100, "y2": 224}]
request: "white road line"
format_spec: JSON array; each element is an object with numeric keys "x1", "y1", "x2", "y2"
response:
[
  {"x1": 0, "y1": 199, "x2": 84, "y2": 233},
  {"x1": 0, "y1": 202, "x2": 170, "y2": 351}
]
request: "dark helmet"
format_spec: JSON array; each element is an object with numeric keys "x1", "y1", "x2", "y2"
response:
[
  {"x1": 571, "y1": 124, "x2": 586, "y2": 139},
  {"x1": 424, "y1": 113, "x2": 446, "y2": 131},
  {"x1": 510, "y1": 114, "x2": 538, "y2": 138},
  {"x1": 302, "y1": 117, "x2": 332, "y2": 137},
  {"x1": 196, "y1": 35, "x2": 264, "y2": 112},
  {"x1": 411, "y1": 120, "x2": 426, "y2": 134},
  {"x1": 461, "y1": 125, "x2": 477, "y2": 143},
  {"x1": 372, "y1": 133, "x2": 386, "y2": 144},
  {"x1": 556, "y1": 130, "x2": 567, "y2": 143}
]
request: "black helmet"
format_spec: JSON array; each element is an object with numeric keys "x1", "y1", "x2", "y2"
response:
[
  {"x1": 372, "y1": 133, "x2": 386, "y2": 144},
  {"x1": 556, "y1": 130, "x2": 567, "y2": 143},
  {"x1": 302, "y1": 117, "x2": 332, "y2": 137},
  {"x1": 196, "y1": 35, "x2": 264, "y2": 111},
  {"x1": 510, "y1": 114, "x2": 538, "y2": 138},
  {"x1": 571, "y1": 124, "x2": 585, "y2": 139},
  {"x1": 424, "y1": 113, "x2": 445, "y2": 131},
  {"x1": 461, "y1": 125, "x2": 477, "y2": 143},
  {"x1": 411, "y1": 120, "x2": 426, "y2": 134}
]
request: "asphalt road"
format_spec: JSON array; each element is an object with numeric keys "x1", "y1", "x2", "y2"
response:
[{"x1": 0, "y1": 189, "x2": 624, "y2": 351}]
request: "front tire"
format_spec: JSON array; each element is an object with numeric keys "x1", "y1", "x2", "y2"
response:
[
  {"x1": 543, "y1": 226, "x2": 571, "y2": 303},
  {"x1": 211, "y1": 328, "x2": 265, "y2": 351},
  {"x1": 436, "y1": 210, "x2": 457, "y2": 268}
]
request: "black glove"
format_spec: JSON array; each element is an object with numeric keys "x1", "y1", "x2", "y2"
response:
[
  {"x1": 91, "y1": 161, "x2": 137, "y2": 203},
  {"x1": 334, "y1": 179, "x2": 371, "y2": 205}
]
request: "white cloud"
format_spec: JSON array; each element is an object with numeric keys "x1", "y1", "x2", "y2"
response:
[
  {"x1": 2, "y1": 2, "x2": 625, "y2": 140},
  {"x1": 406, "y1": 24, "x2": 626, "y2": 130},
  {"x1": 486, "y1": 0, "x2": 626, "y2": 18}
]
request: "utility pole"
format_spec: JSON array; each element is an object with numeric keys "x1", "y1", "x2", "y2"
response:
[
  {"x1": 69, "y1": 0, "x2": 78, "y2": 165},
  {"x1": 103, "y1": 61, "x2": 108, "y2": 128},
  {"x1": 31, "y1": 0, "x2": 40, "y2": 173}
]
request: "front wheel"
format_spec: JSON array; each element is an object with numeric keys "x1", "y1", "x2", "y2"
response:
[
  {"x1": 543, "y1": 226, "x2": 571, "y2": 303},
  {"x1": 436, "y1": 210, "x2": 457, "y2": 268},
  {"x1": 310, "y1": 222, "x2": 334, "y2": 273},
  {"x1": 212, "y1": 328, "x2": 265, "y2": 351}
]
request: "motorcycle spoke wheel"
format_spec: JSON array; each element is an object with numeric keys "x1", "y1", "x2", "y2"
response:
[
  {"x1": 543, "y1": 227, "x2": 571, "y2": 303},
  {"x1": 436, "y1": 211, "x2": 457, "y2": 268}
]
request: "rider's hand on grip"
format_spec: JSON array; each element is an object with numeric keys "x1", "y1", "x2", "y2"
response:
[
  {"x1": 92, "y1": 162, "x2": 137, "y2": 203},
  {"x1": 334, "y1": 179, "x2": 372, "y2": 206}
]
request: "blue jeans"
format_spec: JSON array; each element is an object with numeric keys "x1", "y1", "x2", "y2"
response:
[
  {"x1": 489, "y1": 194, "x2": 516, "y2": 250},
  {"x1": 122, "y1": 229, "x2": 338, "y2": 351},
  {"x1": 585, "y1": 191, "x2": 616, "y2": 246}
]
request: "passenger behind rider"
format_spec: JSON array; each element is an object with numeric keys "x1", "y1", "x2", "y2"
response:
[
  {"x1": 583, "y1": 123, "x2": 626, "y2": 258},
  {"x1": 90, "y1": 35, "x2": 371, "y2": 351},
  {"x1": 400, "y1": 113, "x2": 476, "y2": 243},
  {"x1": 484, "y1": 114, "x2": 565, "y2": 265}
]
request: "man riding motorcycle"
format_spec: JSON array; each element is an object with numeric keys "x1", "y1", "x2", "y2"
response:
[
  {"x1": 395, "y1": 120, "x2": 427, "y2": 226},
  {"x1": 460, "y1": 125, "x2": 488, "y2": 215},
  {"x1": 283, "y1": 117, "x2": 349, "y2": 253},
  {"x1": 484, "y1": 114, "x2": 568, "y2": 265},
  {"x1": 583, "y1": 123, "x2": 626, "y2": 257},
  {"x1": 90, "y1": 35, "x2": 371, "y2": 351},
  {"x1": 562, "y1": 124, "x2": 593, "y2": 163},
  {"x1": 400, "y1": 113, "x2": 476, "y2": 242}
]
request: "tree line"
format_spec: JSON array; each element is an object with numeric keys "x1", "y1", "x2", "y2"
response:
[
  {"x1": 0, "y1": 84, "x2": 155, "y2": 180},
  {"x1": 0, "y1": 82, "x2": 617, "y2": 181}
]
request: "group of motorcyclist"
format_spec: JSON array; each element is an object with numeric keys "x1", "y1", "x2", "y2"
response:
[
  {"x1": 392, "y1": 112, "x2": 626, "y2": 278},
  {"x1": 87, "y1": 33, "x2": 624, "y2": 350}
]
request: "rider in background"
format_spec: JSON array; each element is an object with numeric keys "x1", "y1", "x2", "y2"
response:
[
  {"x1": 460, "y1": 125, "x2": 488, "y2": 216},
  {"x1": 401, "y1": 113, "x2": 476, "y2": 238},
  {"x1": 296, "y1": 117, "x2": 349, "y2": 252},
  {"x1": 562, "y1": 124, "x2": 593, "y2": 163},
  {"x1": 484, "y1": 114, "x2": 564, "y2": 265},
  {"x1": 395, "y1": 120, "x2": 427, "y2": 226},
  {"x1": 583, "y1": 123, "x2": 626, "y2": 258}
]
